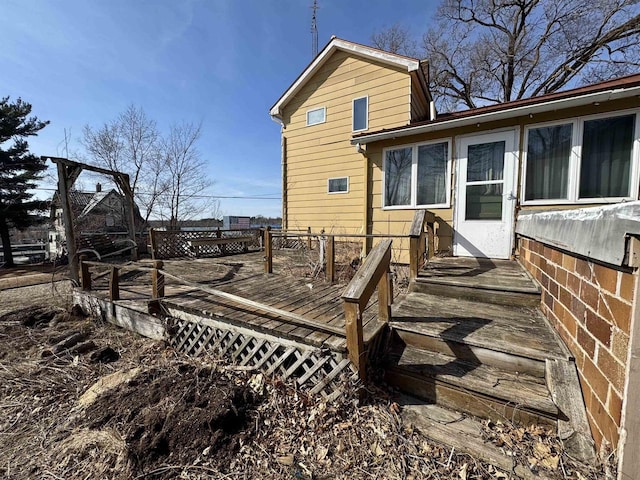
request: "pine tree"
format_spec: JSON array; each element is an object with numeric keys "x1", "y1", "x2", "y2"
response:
[{"x1": 0, "y1": 97, "x2": 49, "y2": 267}]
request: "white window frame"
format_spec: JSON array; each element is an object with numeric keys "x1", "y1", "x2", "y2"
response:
[
  {"x1": 327, "y1": 176, "x2": 349, "y2": 194},
  {"x1": 306, "y1": 106, "x2": 326, "y2": 126},
  {"x1": 382, "y1": 138, "x2": 452, "y2": 210},
  {"x1": 521, "y1": 108, "x2": 640, "y2": 206},
  {"x1": 352, "y1": 96, "x2": 368, "y2": 132}
]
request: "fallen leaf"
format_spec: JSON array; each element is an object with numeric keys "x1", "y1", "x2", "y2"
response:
[
  {"x1": 276, "y1": 454, "x2": 294, "y2": 466},
  {"x1": 459, "y1": 463, "x2": 468, "y2": 480}
]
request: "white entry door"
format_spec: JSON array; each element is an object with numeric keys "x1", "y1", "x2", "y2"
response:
[{"x1": 453, "y1": 130, "x2": 518, "y2": 259}]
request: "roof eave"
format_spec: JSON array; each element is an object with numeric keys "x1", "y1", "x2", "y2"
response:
[{"x1": 351, "y1": 85, "x2": 640, "y2": 145}]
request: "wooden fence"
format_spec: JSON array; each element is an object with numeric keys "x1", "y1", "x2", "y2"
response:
[{"x1": 149, "y1": 228, "x2": 262, "y2": 259}]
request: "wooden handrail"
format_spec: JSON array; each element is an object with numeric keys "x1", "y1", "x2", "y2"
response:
[
  {"x1": 341, "y1": 239, "x2": 393, "y2": 382},
  {"x1": 409, "y1": 209, "x2": 436, "y2": 280}
]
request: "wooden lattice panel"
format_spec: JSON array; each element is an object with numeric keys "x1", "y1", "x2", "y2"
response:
[
  {"x1": 152, "y1": 229, "x2": 261, "y2": 259},
  {"x1": 167, "y1": 313, "x2": 358, "y2": 400}
]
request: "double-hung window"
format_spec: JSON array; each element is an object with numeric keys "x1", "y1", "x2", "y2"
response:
[
  {"x1": 384, "y1": 140, "x2": 450, "y2": 208},
  {"x1": 353, "y1": 96, "x2": 368, "y2": 132},
  {"x1": 523, "y1": 111, "x2": 639, "y2": 204}
]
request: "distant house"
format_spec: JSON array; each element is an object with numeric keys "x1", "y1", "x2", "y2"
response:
[{"x1": 48, "y1": 183, "x2": 135, "y2": 258}]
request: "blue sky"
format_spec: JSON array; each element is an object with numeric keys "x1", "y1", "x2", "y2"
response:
[{"x1": 0, "y1": 0, "x2": 437, "y2": 219}]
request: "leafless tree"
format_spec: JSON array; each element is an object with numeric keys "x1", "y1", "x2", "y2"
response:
[
  {"x1": 159, "y1": 122, "x2": 216, "y2": 228},
  {"x1": 82, "y1": 105, "x2": 166, "y2": 223},
  {"x1": 371, "y1": 23, "x2": 418, "y2": 57},
  {"x1": 372, "y1": 0, "x2": 640, "y2": 111}
]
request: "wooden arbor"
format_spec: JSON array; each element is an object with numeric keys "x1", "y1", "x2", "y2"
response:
[{"x1": 43, "y1": 156, "x2": 138, "y2": 283}]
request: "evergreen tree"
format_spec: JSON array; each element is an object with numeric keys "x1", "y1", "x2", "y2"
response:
[{"x1": 0, "y1": 97, "x2": 49, "y2": 267}]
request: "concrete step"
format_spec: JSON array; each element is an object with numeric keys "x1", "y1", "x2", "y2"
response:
[
  {"x1": 385, "y1": 343, "x2": 559, "y2": 428},
  {"x1": 390, "y1": 292, "x2": 571, "y2": 378}
]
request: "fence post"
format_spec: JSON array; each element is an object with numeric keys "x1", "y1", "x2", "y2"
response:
[
  {"x1": 79, "y1": 255, "x2": 91, "y2": 291},
  {"x1": 344, "y1": 301, "x2": 366, "y2": 382},
  {"x1": 109, "y1": 266, "x2": 120, "y2": 301},
  {"x1": 152, "y1": 260, "x2": 164, "y2": 299},
  {"x1": 149, "y1": 228, "x2": 157, "y2": 260},
  {"x1": 307, "y1": 226, "x2": 312, "y2": 251},
  {"x1": 327, "y1": 235, "x2": 335, "y2": 283},
  {"x1": 264, "y1": 227, "x2": 273, "y2": 274}
]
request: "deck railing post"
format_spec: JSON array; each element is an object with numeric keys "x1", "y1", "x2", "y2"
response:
[
  {"x1": 307, "y1": 226, "x2": 312, "y2": 251},
  {"x1": 327, "y1": 235, "x2": 335, "y2": 283},
  {"x1": 152, "y1": 260, "x2": 164, "y2": 299},
  {"x1": 264, "y1": 227, "x2": 273, "y2": 274},
  {"x1": 79, "y1": 255, "x2": 91, "y2": 291},
  {"x1": 109, "y1": 266, "x2": 120, "y2": 301},
  {"x1": 377, "y1": 267, "x2": 392, "y2": 322},
  {"x1": 426, "y1": 221, "x2": 435, "y2": 260},
  {"x1": 344, "y1": 301, "x2": 366, "y2": 382}
]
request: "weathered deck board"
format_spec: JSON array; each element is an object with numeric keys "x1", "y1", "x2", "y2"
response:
[
  {"x1": 86, "y1": 253, "x2": 388, "y2": 352},
  {"x1": 418, "y1": 257, "x2": 540, "y2": 293},
  {"x1": 391, "y1": 291, "x2": 571, "y2": 362}
]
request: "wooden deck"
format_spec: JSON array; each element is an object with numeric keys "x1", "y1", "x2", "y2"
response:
[{"x1": 86, "y1": 252, "x2": 385, "y2": 353}]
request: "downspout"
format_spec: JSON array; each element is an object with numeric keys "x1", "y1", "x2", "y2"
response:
[
  {"x1": 271, "y1": 113, "x2": 287, "y2": 229},
  {"x1": 356, "y1": 143, "x2": 369, "y2": 255}
]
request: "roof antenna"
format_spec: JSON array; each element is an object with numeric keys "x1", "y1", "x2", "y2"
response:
[{"x1": 311, "y1": 0, "x2": 319, "y2": 58}]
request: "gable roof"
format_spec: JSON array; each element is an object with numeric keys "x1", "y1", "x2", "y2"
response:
[
  {"x1": 352, "y1": 73, "x2": 640, "y2": 144},
  {"x1": 79, "y1": 189, "x2": 120, "y2": 218},
  {"x1": 270, "y1": 37, "x2": 421, "y2": 119}
]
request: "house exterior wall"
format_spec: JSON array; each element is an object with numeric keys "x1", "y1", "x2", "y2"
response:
[
  {"x1": 363, "y1": 97, "x2": 640, "y2": 263},
  {"x1": 280, "y1": 50, "x2": 413, "y2": 235},
  {"x1": 518, "y1": 236, "x2": 636, "y2": 450}
]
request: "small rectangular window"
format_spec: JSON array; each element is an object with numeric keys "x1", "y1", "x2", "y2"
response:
[
  {"x1": 306, "y1": 107, "x2": 326, "y2": 126},
  {"x1": 328, "y1": 177, "x2": 349, "y2": 194},
  {"x1": 417, "y1": 142, "x2": 448, "y2": 205},
  {"x1": 353, "y1": 97, "x2": 368, "y2": 131}
]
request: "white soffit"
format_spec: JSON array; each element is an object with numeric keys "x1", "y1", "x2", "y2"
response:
[
  {"x1": 351, "y1": 85, "x2": 640, "y2": 145},
  {"x1": 270, "y1": 38, "x2": 419, "y2": 118}
]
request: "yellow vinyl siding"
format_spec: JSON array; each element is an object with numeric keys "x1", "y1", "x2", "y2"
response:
[{"x1": 282, "y1": 49, "x2": 412, "y2": 235}]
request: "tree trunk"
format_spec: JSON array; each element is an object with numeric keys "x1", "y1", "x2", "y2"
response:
[{"x1": 0, "y1": 215, "x2": 14, "y2": 268}]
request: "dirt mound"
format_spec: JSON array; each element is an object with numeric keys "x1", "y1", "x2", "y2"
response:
[{"x1": 84, "y1": 364, "x2": 259, "y2": 476}]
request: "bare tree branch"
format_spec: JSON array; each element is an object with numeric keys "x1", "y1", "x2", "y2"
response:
[{"x1": 374, "y1": 0, "x2": 640, "y2": 110}]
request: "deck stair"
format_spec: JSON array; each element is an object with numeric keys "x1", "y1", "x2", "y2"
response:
[{"x1": 385, "y1": 257, "x2": 595, "y2": 462}]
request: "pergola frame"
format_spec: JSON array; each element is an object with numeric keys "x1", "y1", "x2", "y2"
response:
[{"x1": 43, "y1": 156, "x2": 138, "y2": 283}]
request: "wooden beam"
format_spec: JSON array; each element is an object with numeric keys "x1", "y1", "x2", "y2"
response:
[
  {"x1": 344, "y1": 302, "x2": 366, "y2": 382},
  {"x1": 152, "y1": 260, "x2": 164, "y2": 299},
  {"x1": 57, "y1": 160, "x2": 80, "y2": 283},
  {"x1": 264, "y1": 227, "x2": 273, "y2": 274},
  {"x1": 326, "y1": 235, "x2": 335, "y2": 283},
  {"x1": 79, "y1": 256, "x2": 91, "y2": 291},
  {"x1": 109, "y1": 267, "x2": 120, "y2": 301}
]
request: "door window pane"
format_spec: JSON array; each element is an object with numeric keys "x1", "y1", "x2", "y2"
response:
[
  {"x1": 384, "y1": 147, "x2": 413, "y2": 206},
  {"x1": 525, "y1": 124, "x2": 572, "y2": 200},
  {"x1": 467, "y1": 142, "x2": 505, "y2": 182},
  {"x1": 353, "y1": 97, "x2": 368, "y2": 131},
  {"x1": 466, "y1": 184, "x2": 503, "y2": 220},
  {"x1": 417, "y1": 142, "x2": 448, "y2": 205},
  {"x1": 580, "y1": 115, "x2": 635, "y2": 198}
]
